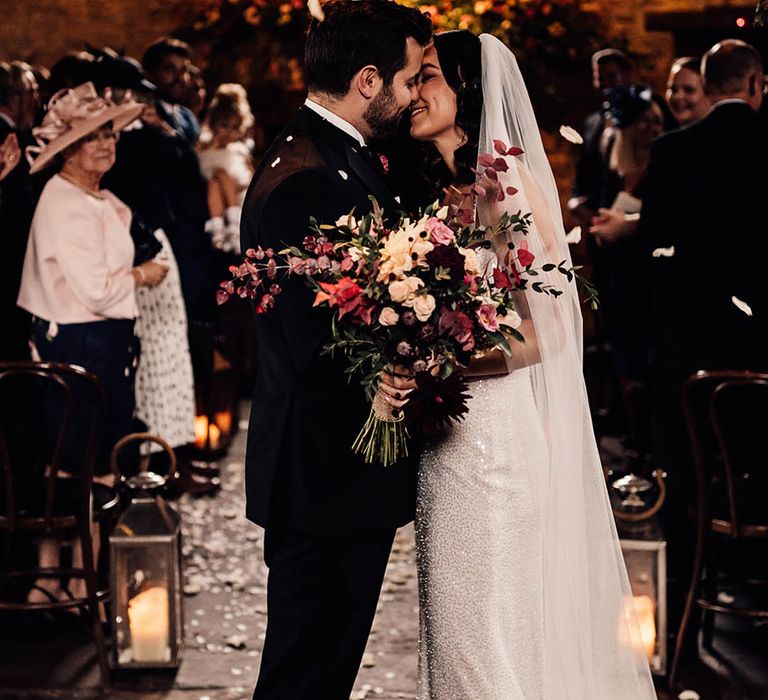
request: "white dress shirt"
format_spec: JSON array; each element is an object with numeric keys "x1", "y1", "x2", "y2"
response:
[{"x1": 304, "y1": 98, "x2": 366, "y2": 147}]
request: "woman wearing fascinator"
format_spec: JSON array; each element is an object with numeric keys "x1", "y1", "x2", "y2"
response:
[
  {"x1": 409, "y1": 32, "x2": 657, "y2": 698},
  {"x1": 17, "y1": 82, "x2": 169, "y2": 602}
]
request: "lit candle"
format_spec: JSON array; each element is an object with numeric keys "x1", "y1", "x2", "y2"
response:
[
  {"x1": 633, "y1": 595, "x2": 656, "y2": 662},
  {"x1": 194, "y1": 415, "x2": 222, "y2": 449},
  {"x1": 128, "y1": 586, "x2": 170, "y2": 663},
  {"x1": 194, "y1": 415, "x2": 209, "y2": 449},
  {"x1": 208, "y1": 422, "x2": 221, "y2": 450},
  {"x1": 214, "y1": 410, "x2": 232, "y2": 437}
]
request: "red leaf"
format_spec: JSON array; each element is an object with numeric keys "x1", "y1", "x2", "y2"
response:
[
  {"x1": 493, "y1": 267, "x2": 513, "y2": 290},
  {"x1": 493, "y1": 139, "x2": 508, "y2": 155},
  {"x1": 517, "y1": 248, "x2": 535, "y2": 267},
  {"x1": 507, "y1": 147, "x2": 524, "y2": 156},
  {"x1": 493, "y1": 158, "x2": 509, "y2": 172},
  {"x1": 496, "y1": 190, "x2": 505, "y2": 202},
  {"x1": 506, "y1": 186, "x2": 518, "y2": 196},
  {"x1": 484, "y1": 168, "x2": 498, "y2": 181},
  {"x1": 216, "y1": 289, "x2": 230, "y2": 305},
  {"x1": 478, "y1": 153, "x2": 495, "y2": 167}
]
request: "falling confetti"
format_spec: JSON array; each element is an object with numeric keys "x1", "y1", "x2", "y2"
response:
[
  {"x1": 731, "y1": 296, "x2": 753, "y2": 316},
  {"x1": 564, "y1": 226, "x2": 582, "y2": 245},
  {"x1": 678, "y1": 691, "x2": 701, "y2": 700},
  {"x1": 559, "y1": 125, "x2": 584, "y2": 144},
  {"x1": 308, "y1": 0, "x2": 325, "y2": 21},
  {"x1": 652, "y1": 246, "x2": 675, "y2": 258}
]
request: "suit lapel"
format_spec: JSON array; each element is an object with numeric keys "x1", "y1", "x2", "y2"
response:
[
  {"x1": 344, "y1": 141, "x2": 399, "y2": 214},
  {"x1": 302, "y1": 107, "x2": 400, "y2": 214}
]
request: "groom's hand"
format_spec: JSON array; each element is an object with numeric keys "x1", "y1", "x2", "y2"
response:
[{"x1": 378, "y1": 365, "x2": 417, "y2": 409}]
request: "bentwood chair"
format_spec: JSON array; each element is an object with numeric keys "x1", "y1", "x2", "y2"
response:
[
  {"x1": 669, "y1": 370, "x2": 768, "y2": 687},
  {"x1": 0, "y1": 361, "x2": 119, "y2": 687}
]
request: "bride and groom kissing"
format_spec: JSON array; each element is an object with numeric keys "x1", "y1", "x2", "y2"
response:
[{"x1": 241, "y1": 1, "x2": 656, "y2": 698}]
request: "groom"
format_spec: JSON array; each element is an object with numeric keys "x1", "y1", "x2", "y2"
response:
[{"x1": 240, "y1": 2, "x2": 432, "y2": 698}]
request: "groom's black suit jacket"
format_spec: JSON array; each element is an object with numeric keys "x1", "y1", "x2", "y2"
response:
[
  {"x1": 240, "y1": 106, "x2": 418, "y2": 534},
  {"x1": 637, "y1": 101, "x2": 768, "y2": 372}
]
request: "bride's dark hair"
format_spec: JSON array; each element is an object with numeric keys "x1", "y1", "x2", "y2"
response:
[{"x1": 426, "y1": 31, "x2": 483, "y2": 195}]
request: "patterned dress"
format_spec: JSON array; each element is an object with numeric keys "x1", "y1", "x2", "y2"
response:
[{"x1": 134, "y1": 229, "x2": 195, "y2": 452}]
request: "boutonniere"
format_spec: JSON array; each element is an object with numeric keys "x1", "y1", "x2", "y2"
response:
[{"x1": 378, "y1": 153, "x2": 390, "y2": 175}]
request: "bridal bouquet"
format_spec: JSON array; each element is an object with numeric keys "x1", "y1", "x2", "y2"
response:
[{"x1": 219, "y1": 145, "x2": 577, "y2": 465}]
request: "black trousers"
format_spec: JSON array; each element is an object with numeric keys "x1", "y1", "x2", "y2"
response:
[
  {"x1": 32, "y1": 317, "x2": 137, "y2": 475},
  {"x1": 252, "y1": 527, "x2": 396, "y2": 700}
]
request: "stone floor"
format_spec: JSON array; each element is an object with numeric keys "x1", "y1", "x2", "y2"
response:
[{"x1": 0, "y1": 409, "x2": 766, "y2": 700}]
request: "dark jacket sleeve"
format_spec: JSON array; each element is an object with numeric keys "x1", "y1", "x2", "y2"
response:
[
  {"x1": 246, "y1": 167, "x2": 351, "y2": 377},
  {"x1": 634, "y1": 136, "x2": 675, "y2": 254}
]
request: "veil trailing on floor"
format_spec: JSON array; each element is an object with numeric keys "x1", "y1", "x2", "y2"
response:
[{"x1": 476, "y1": 34, "x2": 656, "y2": 698}]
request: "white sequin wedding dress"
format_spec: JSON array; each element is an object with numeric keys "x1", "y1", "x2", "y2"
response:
[
  {"x1": 413, "y1": 35, "x2": 657, "y2": 700},
  {"x1": 417, "y1": 368, "x2": 548, "y2": 698}
]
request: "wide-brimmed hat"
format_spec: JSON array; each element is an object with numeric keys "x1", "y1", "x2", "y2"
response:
[{"x1": 26, "y1": 81, "x2": 144, "y2": 174}]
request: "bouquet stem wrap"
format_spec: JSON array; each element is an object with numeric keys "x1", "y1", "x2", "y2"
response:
[{"x1": 352, "y1": 390, "x2": 409, "y2": 467}]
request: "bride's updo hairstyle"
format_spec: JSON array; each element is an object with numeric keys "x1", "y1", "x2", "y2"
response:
[{"x1": 433, "y1": 30, "x2": 483, "y2": 186}]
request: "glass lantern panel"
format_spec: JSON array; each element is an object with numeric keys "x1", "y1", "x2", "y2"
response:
[
  {"x1": 113, "y1": 541, "x2": 174, "y2": 665},
  {"x1": 620, "y1": 539, "x2": 667, "y2": 674}
]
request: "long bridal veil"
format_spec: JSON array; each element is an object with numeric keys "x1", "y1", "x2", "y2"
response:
[{"x1": 476, "y1": 34, "x2": 656, "y2": 698}]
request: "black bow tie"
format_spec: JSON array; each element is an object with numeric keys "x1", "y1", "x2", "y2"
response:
[{"x1": 357, "y1": 145, "x2": 386, "y2": 176}]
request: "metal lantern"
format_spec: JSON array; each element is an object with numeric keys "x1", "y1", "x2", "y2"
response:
[
  {"x1": 618, "y1": 520, "x2": 668, "y2": 675},
  {"x1": 109, "y1": 433, "x2": 183, "y2": 669},
  {"x1": 608, "y1": 468, "x2": 668, "y2": 675}
]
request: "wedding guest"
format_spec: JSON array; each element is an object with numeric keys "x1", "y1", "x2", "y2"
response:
[
  {"x1": 137, "y1": 37, "x2": 213, "y2": 378},
  {"x1": 184, "y1": 64, "x2": 208, "y2": 120},
  {"x1": 16, "y1": 83, "x2": 168, "y2": 602},
  {"x1": 0, "y1": 61, "x2": 40, "y2": 134},
  {"x1": 142, "y1": 37, "x2": 200, "y2": 143},
  {"x1": 17, "y1": 83, "x2": 169, "y2": 470},
  {"x1": 588, "y1": 85, "x2": 670, "y2": 458},
  {"x1": 665, "y1": 56, "x2": 710, "y2": 126},
  {"x1": 0, "y1": 115, "x2": 33, "y2": 360},
  {"x1": 45, "y1": 52, "x2": 96, "y2": 102},
  {"x1": 100, "y1": 47, "x2": 216, "y2": 490},
  {"x1": 198, "y1": 83, "x2": 255, "y2": 253},
  {"x1": 635, "y1": 39, "x2": 768, "y2": 624},
  {"x1": 567, "y1": 48, "x2": 633, "y2": 228},
  {"x1": 90, "y1": 50, "x2": 197, "y2": 460},
  {"x1": 197, "y1": 83, "x2": 259, "y2": 443}
]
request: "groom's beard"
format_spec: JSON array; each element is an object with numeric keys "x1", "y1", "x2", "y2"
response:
[{"x1": 364, "y1": 85, "x2": 405, "y2": 140}]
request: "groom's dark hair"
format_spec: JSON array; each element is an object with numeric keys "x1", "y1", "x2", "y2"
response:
[{"x1": 305, "y1": 0, "x2": 432, "y2": 97}]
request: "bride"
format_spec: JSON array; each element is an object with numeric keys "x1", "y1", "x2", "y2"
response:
[{"x1": 408, "y1": 31, "x2": 657, "y2": 699}]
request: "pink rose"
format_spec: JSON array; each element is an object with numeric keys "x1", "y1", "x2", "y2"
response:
[
  {"x1": 477, "y1": 304, "x2": 500, "y2": 332},
  {"x1": 425, "y1": 217, "x2": 455, "y2": 246}
]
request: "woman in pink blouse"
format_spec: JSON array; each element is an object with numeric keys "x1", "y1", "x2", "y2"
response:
[{"x1": 17, "y1": 84, "x2": 169, "y2": 601}]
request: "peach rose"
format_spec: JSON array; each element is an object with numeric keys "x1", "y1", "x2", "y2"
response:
[
  {"x1": 460, "y1": 247, "x2": 481, "y2": 276},
  {"x1": 379, "y1": 306, "x2": 400, "y2": 326},
  {"x1": 412, "y1": 294, "x2": 436, "y2": 322},
  {"x1": 389, "y1": 276, "x2": 423, "y2": 303}
]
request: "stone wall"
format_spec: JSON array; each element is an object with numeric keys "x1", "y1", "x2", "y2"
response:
[{"x1": 0, "y1": 0, "x2": 185, "y2": 67}]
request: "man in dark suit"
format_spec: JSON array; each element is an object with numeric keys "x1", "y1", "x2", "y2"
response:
[
  {"x1": 636, "y1": 38, "x2": 768, "y2": 621},
  {"x1": 102, "y1": 41, "x2": 213, "y2": 382},
  {"x1": 568, "y1": 48, "x2": 633, "y2": 228},
  {"x1": 240, "y1": 3, "x2": 431, "y2": 698}
]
